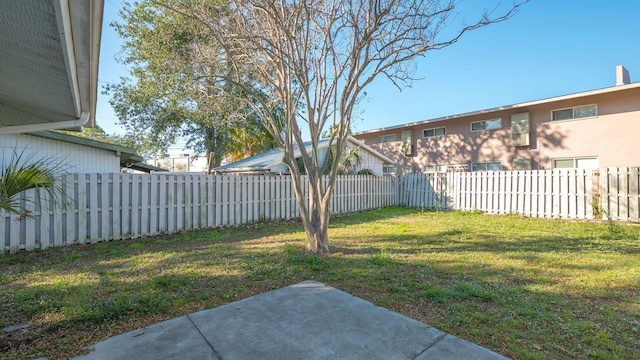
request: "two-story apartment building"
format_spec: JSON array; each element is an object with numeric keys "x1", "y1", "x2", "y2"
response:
[{"x1": 353, "y1": 66, "x2": 640, "y2": 174}]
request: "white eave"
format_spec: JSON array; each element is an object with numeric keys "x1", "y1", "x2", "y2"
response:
[
  {"x1": 354, "y1": 82, "x2": 640, "y2": 135},
  {"x1": 0, "y1": 0, "x2": 104, "y2": 134}
]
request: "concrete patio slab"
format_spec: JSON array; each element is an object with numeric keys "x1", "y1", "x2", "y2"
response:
[
  {"x1": 74, "y1": 316, "x2": 219, "y2": 360},
  {"x1": 73, "y1": 281, "x2": 509, "y2": 360}
]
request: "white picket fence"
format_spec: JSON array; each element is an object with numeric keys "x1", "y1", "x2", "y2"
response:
[
  {"x1": 599, "y1": 167, "x2": 640, "y2": 222},
  {"x1": 402, "y1": 167, "x2": 640, "y2": 222},
  {"x1": 0, "y1": 174, "x2": 397, "y2": 252},
  {"x1": 451, "y1": 169, "x2": 595, "y2": 219},
  {"x1": 3, "y1": 168, "x2": 638, "y2": 252}
]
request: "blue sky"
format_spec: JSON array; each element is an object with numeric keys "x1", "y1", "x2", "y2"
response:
[{"x1": 96, "y1": 0, "x2": 640, "y2": 148}]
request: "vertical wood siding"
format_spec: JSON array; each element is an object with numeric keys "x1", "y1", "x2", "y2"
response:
[{"x1": 0, "y1": 133, "x2": 121, "y2": 173}]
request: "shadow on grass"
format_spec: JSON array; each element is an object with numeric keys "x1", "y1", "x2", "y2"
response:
[{"x1": 1, "y1": 207, "x2": 639, "y2": 359}]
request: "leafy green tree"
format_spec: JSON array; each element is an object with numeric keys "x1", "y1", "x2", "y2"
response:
[{"x1": 105, "y1": 0, "x2": 279, "y2": 170}]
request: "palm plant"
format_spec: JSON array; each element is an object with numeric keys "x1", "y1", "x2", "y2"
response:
[{"x1": 0, "y1": 151, "x2": 67, "y2": 216}]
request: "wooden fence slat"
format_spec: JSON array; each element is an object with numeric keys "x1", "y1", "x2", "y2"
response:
[
  {"x1": 112, "y1": 173, "x2": 122, "y2": 240},
  {"x1": 629, "y1": 168, "x2": 639, "y2": 221},
  {"x1": 88, "y1": 174, "x2": 99, "y2": 242},
  {"x1": 142, "y1": 175, "x2": 151, "y2": 236},
  {"x1": 523, "y1": 171, "x2": 532, "y2": 217},
  {"x1": 609, "y1": 168, "x2": 620, "y2": 220},
  {"x1": 0, "y1": 210, "x2": 7, "y2": 251},
  {"x1": 158, "y1": 175, "x2": 167, "y2": 234},
  {"x1": 221, "y1": 175, "x2": 229, "y2": 226},
  {"x1": 62, "y1": 174, "x2": 75, "y2": 245},
  {"x1": 149, "y1": 175, "x2": 158, "y2": 236},
  {"x1": 10, "y1": 211, "x2": 21, "y2": 251},
  {"x1": 131, "y1": 175, "x2": 141, "y2": 237},
  {"x1": 120, "y1": 174, "x2": 130, "y2": 239},
  {"x1": 101, "y1": 173, "x2": 111, "y2": 241},
  {"x1": 167, "y1": 175, "x2": 175, "y2": 233},
  {"x1": 575, "y1": 170, "x2": 585, "y2": 219},
  {"x1": 213, "y1": 175, "x2": 221, "y2": 227},
  {"x1": 199, "y1": 175, "x2": 207, "y2": 228},
  {"x1": 176, "y1": 175, "x2": 184, "y2": 230},
  {"x1": 183, "y1": 174, "x2": 190, "y2": 230},
  {"x1": 22, "y1": 191, "x2": 36, "y2": 250},
  {"x1": 620, "y1": 167, "x2": 630, "y2": 221},
  {"x1": 76, "y1": 174, "x2": 87, "y2": 243},
  {"x1": 206, "y1": 175, "x2": 215, "y2": 227}
]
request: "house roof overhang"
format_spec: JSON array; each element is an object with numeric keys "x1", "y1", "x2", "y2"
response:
[
  {"x1": 0, "y1": 0, "x2": 104, "y2": 135},
  {"x1": 353, "y1": 82, "x2": 640, "y2": 135},
  {"x1": 126, "y1": 162, "x2": 169, "y2": 173}
]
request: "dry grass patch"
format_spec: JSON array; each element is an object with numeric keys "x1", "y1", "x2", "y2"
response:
[{"x1": 1, "y1": 207, "x2": 639, "y2": 359}]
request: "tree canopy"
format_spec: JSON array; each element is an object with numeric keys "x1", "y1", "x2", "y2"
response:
[
  {"x1": 105, "y1": 0, "x2": 280, "y2": 169},
  {"x1": 137, "y1": 0, "x2": 527, "y2": 252}
]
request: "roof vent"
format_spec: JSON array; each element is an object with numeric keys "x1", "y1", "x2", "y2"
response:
[{"x1": 616, "y1": 65, "x2": 630, "y2": 86}]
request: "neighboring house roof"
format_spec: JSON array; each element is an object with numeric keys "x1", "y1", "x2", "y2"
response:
[
  {"x1": 215, "y1": 136, "x2": 393, "y2": 173},
  {"x1": 128, "y1": 162, "x2": 169, "y2": 174},
  {"x1": 353, "y1": 82, "x2": 640, "y2": 135},
  {"x1": 28, "y1": 131, "x2": 168, "y2": 173},
  {"x1": 0, "y1": 1, "x2": 104, "y2": 134}
]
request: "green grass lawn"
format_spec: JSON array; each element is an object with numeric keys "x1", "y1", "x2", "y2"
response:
[{"x1": 1, "y1": 207, "x2": 639, "y2": 359}]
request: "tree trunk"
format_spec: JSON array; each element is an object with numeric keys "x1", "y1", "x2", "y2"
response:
[
  {"x1": 291, "y1": 170, "x2": 332, "y2": 253},
  {"x1": 303, "y1": 202, "x2": 331, "y2": 253},
  {"x1": 205, "y1": 127, "x2": 225, "y2": 173}
]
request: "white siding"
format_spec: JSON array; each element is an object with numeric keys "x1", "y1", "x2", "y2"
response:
[
  {"x1": 356, "y1": 148, "x2": 385, "y2": 176},
  {"x1": 0, "y1": 133, "x2": 120, "y2": 173}
]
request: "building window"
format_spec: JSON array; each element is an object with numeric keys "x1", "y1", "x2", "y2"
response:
[
  {"x1": 383, "y1": 164, "x2": 396, "y2": 174},
  {"x1": 446, "y1": 164, "x2": 469, "y2": 172},
  {"x1": 423, "y1": 127, "x2": 446, "y2": 138},
  {"x1": 471, "y1": 161, "x2": 502, "y2": 172},
  {"x1": 471, "y1": 118, "x2": 502, "y2": 132},
  {"x1": 553, "y1": 157, "x2": 598, "y2": 169},
  {"x1": 552, "y1": 104, "x2": 597, "y2": 121},
  {"x1": 512, "y1": 158, "x2": 532, "y2": 170},
  {"x1": 423, "y1": 164, "x2": 447, "y2": 173},
  {"x1": 378, "y1": 134, "x2": 397, "y2": 143}
]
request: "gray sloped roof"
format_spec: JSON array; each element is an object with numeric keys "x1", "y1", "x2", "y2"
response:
[
  {"x1": 0, "y1": 0, "x2": 104, "y2": 134},
  {"x1": 215, "y1": 136, "x2": 393, "y2": 173},
  {"x1": 215, "y1": 146, "x2": 288, "y2": 173}
]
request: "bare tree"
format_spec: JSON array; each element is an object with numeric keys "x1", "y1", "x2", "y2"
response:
[{"x1": 161, "y1": 0, "x2": 528, "y2": 252}]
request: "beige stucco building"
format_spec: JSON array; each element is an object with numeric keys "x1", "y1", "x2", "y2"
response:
[{"x1": 353, "y1": 66, "x2": 640, "y2": 174}]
